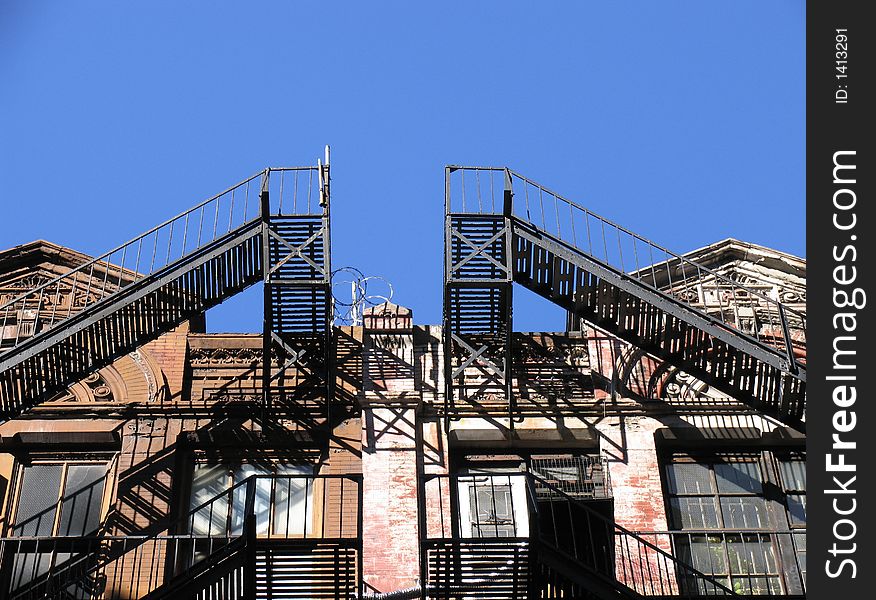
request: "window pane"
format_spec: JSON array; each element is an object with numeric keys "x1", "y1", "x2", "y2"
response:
[
  {"x1": 675, "y1": 534, "x2": 728, "y2": 576},
  {"x1": 272, "y1": 477, "x2": 312, "y2": 536},
  {"x1": 190, "y1": 464, "x2": 229, "y2": 535},
  {"x1": 14, "y1": 464, "x2": 63, "y2": 536},
  {"x1": 232, "y1": 464, "x2": 272, "y2": 535},
  {"x1": 192, "y1": 462, "x2": 314, "y2": 536},
  {"x1": 272, "y1": 464, "x2": 313, "y2": 536},
  {"x1": 671, "y1": 497, "x2": 719, "y2": 529},
  {"x1": 780, "y1": 460, "x2": 806, "y2": 491},
  {"x1": 730, "y1": 576, "x2": 782, "y2": 595},
  {"x1": 726, "y1": 534, "x2": 776, "y2": 575},
  {"x1": 715, "y1": 461, "x2": 762, "y2": 494},
  {"x1": 720, "y1": 497, "x2": 768, "y2": 529},
  {"x1": 786, "y1": 493, "x2": 806, "y2": 526},
  {"x1": 793, "y1": 532, "x2": 806, "y2": 586},
  {"x1": 57, "y1": 464, "x2": 107, "y2": 536},
  {"x1": 666, "y1": 463, "x2": 713, "y2": 494},
  {"x1": 473, "y1": 485, "x2": 513, "y2": 520},
  {"x1": 472, "y1": 524, "x2": 516, "y2": 538},
  {"x1": 469, "y1": 482, "x2": 515, "y2": 537},
  {"x1": 9, "y1": 552, "x2": 54, "y2": 590}
]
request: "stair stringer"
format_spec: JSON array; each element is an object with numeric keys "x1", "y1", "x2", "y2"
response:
[
  {"x1": 509, "y1": 219, "x2": 806, "y2": 431},
  {"x1": 0, "y1": 222, "x2": 263, "y2": 418}
]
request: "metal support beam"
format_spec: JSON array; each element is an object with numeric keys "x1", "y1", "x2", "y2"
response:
[
  {"x1": 260, "y1": 169, "x2": 272, "y2": 422},
  {"x1": 443, "y1": 166, "x2": 515, "y2": 429}
]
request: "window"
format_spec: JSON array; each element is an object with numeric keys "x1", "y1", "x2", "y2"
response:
[
  {"x1": 189, "y1": 460, "x2": 314, "y2": 537},
  {"x1": 4, "y1": 459, "x2": 112, "y2": 597},
  {"x1": 777, "y1": 455, "x2": 806, "y2": 527},
  {"x1": 664, "y1": 454, "x2": 782, "y2": 595},
  {"x1": 777, "y1": 454, "x2": 806, "y2": 587},
  {"x1": 456, "y1": 473, "x2": 529, "y2": 538},
  {"x1": 469, "y1": 482, "x2": 515, "y2": 537},
  {"x1": 10, "y1": 460, "x2": 110, "y2": 537},
  {"x1": 666, "y1": 457, "x2": 769, "y2": 530}
]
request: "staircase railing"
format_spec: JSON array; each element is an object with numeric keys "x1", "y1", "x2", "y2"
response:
[
  {"x1": 528, "y1": 472, "x2": 737, "y2": 597},
  {"x1": 630, "y1": 529, "x2": 806, "y2": 597},
  {"x1": 0, "y1": 473, "x2": 362, "y2": 600},
  {"x1": 421, "y1": 471, "x2": 738, "y2": 598},
  {"x1": 445, "y1": 166, "x2": 805, "y2": 376},
  {"x1": 0, "y1": 166, "x2": 321, "y2": 360}
]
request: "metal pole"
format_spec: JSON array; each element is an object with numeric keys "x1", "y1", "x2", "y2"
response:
[
  {"x1": 260, "y1": 170, "x2": 272, "y2": 425},
  {"x1": 243, "y1": 477, "x2": 258, "y2": 600},
  {"x1": 503, "y1": 169, "x2": 515, "y2": 429}
]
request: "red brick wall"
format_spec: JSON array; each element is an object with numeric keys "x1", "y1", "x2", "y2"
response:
[
  {"x1": 362, "y1": 432, "x2": 421, "y2": 592},
  {"x1": 142, "y1": 323, "x2": 190, "y2": 400},
  {"x1": 360, "y1": 304, "x2": 422, "y2": 593}
]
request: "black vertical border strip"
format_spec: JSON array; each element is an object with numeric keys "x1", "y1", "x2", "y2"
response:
[{"x1": 807, "y1": 1, "x2": 873, "y2": 597}]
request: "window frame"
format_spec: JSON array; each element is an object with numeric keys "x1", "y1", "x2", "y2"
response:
[
  {"x1": 186, "y1": 456, "x2": 318, "y2": 538},
  {"x1": 5, "y1": 454, "x2": 116, "y2": 539},
  {"x1": 664, "y1": 452, "x2": 772, "y2": 531},
  {"x1": 660, "y1": 450, "x2": 804, "y2": 596}
]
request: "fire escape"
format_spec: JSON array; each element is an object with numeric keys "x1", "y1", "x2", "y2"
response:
[
  {"x1": 0, "y1": 155, "x2": 362, "y2": 599},
  {"x1": 443, "y1": 166, "x2": 805, "y2": 430},
  {"x1": 437, "y1": 167, "x2": 807, "y2": 599}
]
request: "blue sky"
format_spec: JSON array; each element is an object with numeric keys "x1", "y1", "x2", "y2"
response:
[{"x1": 0, "y1": 1, "x2": 805, "y2": 332}]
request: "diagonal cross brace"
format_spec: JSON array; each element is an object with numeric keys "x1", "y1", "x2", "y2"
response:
[
  {"x1": 449, "y1": 228, "x2": 510, "y2": 278},
  {"x1": 266, "y1": 331, "x2": 327, "y2": 384},
  {"x1": 266, "y1": 226, "x2": 327, "y2": 279},
  {"x1": 450, "y1": 333, "x2": 505, "y2": 380}
]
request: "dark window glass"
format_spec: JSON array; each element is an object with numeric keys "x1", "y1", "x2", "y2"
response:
[
  {"x1": 13, "y1": 464, "x2": 63, "y2": 537},
  {"x1": 778, "y1": 458, "x2": 807, "y2": 528},
  {"x1": 57, "y1": 465, "x2": 107, "y2": 536},
  {"x1": 7, "y1": 461, "x2": 108, "y2": 596},
  {"x1": 666, "y1": 462, "x2": 713, "y2": 495},
  {"x1": 715, "y1": 461, "x2": 762, "y2": 494},
  {"x1": 469, "y1": 483, "x2": 515, "y2": 538},
  {"x1": 665, "y1": 455, "x2": 791, "y2": 595}
]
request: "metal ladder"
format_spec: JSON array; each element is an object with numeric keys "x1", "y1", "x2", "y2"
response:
[{"x1": 444, "y1": 167, "x2": 806, "y2": 431}]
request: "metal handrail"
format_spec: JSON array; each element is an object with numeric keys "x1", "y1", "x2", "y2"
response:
[
  {"x1": 445, "y1": 166, "x2": 805, "y2": 373},
  {"x1": 421, "y1": 471, "x2": 736, "y2": 596},
  {"x1": 0, "y1": 166, "x2": 325, "y2": 355},
  {"x1": 527, "y1": 472, "x2": 738, "y2": 596},
  {"x1": 0, "y1": 473, "x2": 362, "y2": 600},
  {"x1": 629, "y1": 529, "x2": 806, "y2": 596}
]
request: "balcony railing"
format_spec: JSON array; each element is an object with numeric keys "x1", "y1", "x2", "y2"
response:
[
  {"x1": 0, "y1": 474, "x2": 362, "y2": 600},
  {"x1": 421, "y1": 472, "x2": 746, "y2": 598},
  {"x1": 631, "y1": 530, "x2": 806, "y2": 597}
]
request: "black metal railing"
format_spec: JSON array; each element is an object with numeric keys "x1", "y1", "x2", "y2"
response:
[
  {"x1": 529, "y1": 472, "x2": 736, "y2": 597},
  {"x1": 423, "y1": 473, "x2": 531, "y2": 541},
  {"x1": 631, "y1": 529, "x2": 806, "y2": 597},
  {"x1": 0, "y1": 473, "x2": 362, "y2": 600},
  {"x1": 422, "y1": 471, "x2": 738, "y2": 598},
  {"x1": 0, "y1": 167, "x2": 322, "y2": 354},
  {"x1": 444, "y1": 166, "x2": 805, "y2": 372}
]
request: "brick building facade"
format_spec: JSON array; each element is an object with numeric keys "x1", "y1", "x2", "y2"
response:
[{"x1": 0, "y1": 166, "x2": 806, "y2": 599}]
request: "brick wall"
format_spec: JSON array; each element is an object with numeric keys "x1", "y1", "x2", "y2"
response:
[{"x1": 360, "y1": 303, "x2": 421, "y2": 593}]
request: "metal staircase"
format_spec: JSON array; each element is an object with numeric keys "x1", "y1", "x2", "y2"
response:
[
  {"x1": 421, "y1": 472, "x2": 735, "y2": 599},
  {"x1": 0, "y1": 474, "x2": 363, "y2": 600},
  {"x1": 0, "y1": 162, "x2": 332, "y2": 419},
  {"x1": 528, "y1": 472, "x2": 735, "y2": 599},
  {"x1": 443, "y1": 167, "x2": 806, "y2": 431}
]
